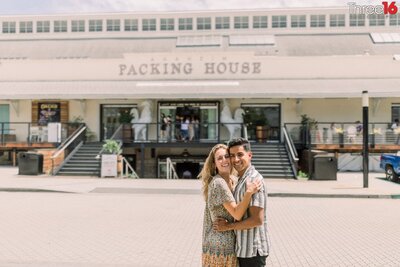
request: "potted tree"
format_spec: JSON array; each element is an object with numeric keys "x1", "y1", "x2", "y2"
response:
[{"x1": 101, "y1": 139, "x2": 122, "y2": 177}]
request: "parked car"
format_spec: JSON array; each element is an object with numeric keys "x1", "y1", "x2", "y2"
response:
[{"x1": 380, "y1": 153, "x2": 400, "y2": 182}]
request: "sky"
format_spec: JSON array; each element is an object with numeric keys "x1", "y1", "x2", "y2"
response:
[{"x1": 0, "y1": 0, "x2": 383, "y2": 15}]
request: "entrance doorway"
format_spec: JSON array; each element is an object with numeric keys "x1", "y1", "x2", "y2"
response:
[
  {"x1": 176, "y1": 162, "x2": 200, "y2": 179},
  {"x1": 159, "y1": 101, "x2": 219, "y2": 142}
]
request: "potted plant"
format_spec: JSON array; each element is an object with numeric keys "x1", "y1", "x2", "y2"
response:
[
  {"x1": 300, "y1": 114, "x2": 318, "y2": 146},
  {"x1": 100, "y1": 139, "x2": 121, "y2": 178},
  {"x1": 102, "y1": 139, "x2": 122, "y2": 154}
]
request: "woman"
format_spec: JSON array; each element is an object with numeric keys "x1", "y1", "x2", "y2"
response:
[{"x1": 199, "y1": 144, "x2": 262, "y2": 267}]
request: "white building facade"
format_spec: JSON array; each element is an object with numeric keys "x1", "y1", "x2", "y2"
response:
[{"x1": 1, "y1": 6, "x2": 400, "y2": 176}]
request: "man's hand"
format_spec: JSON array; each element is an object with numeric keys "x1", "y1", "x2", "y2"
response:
[{"x1": 213, "y1": 218, "x2": 231, "y2": 232}]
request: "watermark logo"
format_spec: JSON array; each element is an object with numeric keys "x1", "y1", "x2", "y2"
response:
[{"x1": 348, "y1": 1, "x2": 398, "y2": 15}]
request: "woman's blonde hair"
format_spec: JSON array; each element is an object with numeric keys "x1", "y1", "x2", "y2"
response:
[{"x1": 198, "y1": 144, "x2": 229, "y2": 201}]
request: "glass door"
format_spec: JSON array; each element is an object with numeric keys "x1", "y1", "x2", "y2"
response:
[
  {"x1": 200, "y1": 106, "x2": 218, "y2": 141},
  {"x1": 101, "y1": 104, "x2": 136, "y2": 140},
  {"x1": 0, "y1": 104, "x2": 10, "y2": 134},
  {"x1": 242, "y1": 104, "x2": 281, "y2": 142}
]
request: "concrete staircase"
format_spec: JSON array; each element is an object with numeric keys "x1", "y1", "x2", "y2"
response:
[
  {"x1": 57, "y1": 142, "x2": 103, "y2": 176},
  {"x1": 251, "y1": 143, "x2": 295, "y2": 179}
]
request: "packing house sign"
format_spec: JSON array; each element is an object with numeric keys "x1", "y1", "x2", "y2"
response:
[
  {"x1": 119, "y1": 60, "x2": 262, "y2": 77},
  {"x1": 118, "y1": 52, "x2": 263, "y2": 79}
]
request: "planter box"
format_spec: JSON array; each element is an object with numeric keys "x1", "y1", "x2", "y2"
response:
[{"x1": 101, "y1": 154, "x2": 118, "y2": 177}]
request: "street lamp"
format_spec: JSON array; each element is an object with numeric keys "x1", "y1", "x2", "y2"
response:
[{"x1": 362, "y1": 91, "x2": 369, "y2": 188}]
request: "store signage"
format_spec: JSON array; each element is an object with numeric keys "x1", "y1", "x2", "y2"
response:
[{"x1": 118, "y1": 61, "x2": 262, "y2": 76}]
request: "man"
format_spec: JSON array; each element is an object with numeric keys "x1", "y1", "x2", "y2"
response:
[{"x1": 214, "y1": 137, "x2": 269, "y2": 266}]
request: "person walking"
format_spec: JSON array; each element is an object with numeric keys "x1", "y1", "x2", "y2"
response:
[
  {"x1": 199, "y1": 143, "x2": 262, "y2": 267},
  {"x1": 214, "y1": 137, "x2": 269, "y2": 267}
]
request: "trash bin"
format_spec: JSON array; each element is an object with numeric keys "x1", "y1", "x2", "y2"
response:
[
  {"x1": 312, "y1": 153, "x2": 337, "y2": 180},
  {"x1": 18, "y1": 152, "x2": 43, "y2": 175}
]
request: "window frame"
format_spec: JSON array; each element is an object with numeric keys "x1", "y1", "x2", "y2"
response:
[
  {"x1": 234, "y1": 16, "x2": 249, "y2": 29},
  {"x1": 253, "y1": 16, "x2": 268, "y2": 29}
]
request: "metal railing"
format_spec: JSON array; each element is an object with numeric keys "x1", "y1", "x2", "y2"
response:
[
  {"x1": 51, "y1": 124, "x2": 86, "y2": 175},
  {"x1": 282, "y1": 125, "x2": 299, "y2": 178},
  {"x1": 102, "y1": 122, "x2": 256, "y2": 144},
  {"x1": 120, "y1": 156, "x2": 139, "y2": 178},
  {"x1": 285, "y1": 122, "x2": 400, "y2": 148},
  {"x1": 0, "y1": 121, "x2": 87, "y2": 146},
  {"x1": 166, "y1": 157, "x2": 179, "y2": 179}
]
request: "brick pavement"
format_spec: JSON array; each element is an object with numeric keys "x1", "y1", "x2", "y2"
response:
[
  {"x1": 1, "y1": 191, "x2": 400, "y2": 266},
  {"x1": 1, "y1": 167, "x2": 400, "y2": 266}
]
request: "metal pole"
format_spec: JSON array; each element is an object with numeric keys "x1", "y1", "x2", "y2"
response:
[{"x1": 362, "y1": 91, "x2": 369, "y2": 188}]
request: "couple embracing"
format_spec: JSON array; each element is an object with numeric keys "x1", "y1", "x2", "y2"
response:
[{"x1": 199, "y1": 138, "x2": 269, "y2": 267}]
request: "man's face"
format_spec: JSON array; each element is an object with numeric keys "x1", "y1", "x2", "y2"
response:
[{"x1": 229, "y1": 145, "x2": 252, "y2": 176}]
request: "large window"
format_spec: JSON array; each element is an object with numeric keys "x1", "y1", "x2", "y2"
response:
[
  {"x1": 392, "y1": 104, "x2": 400, "y2": 122},
  {"x1": 330, "y1": 14, "x2": 345, "y2": 27},
  {"x1": 2, "y1": 21, "x2": 16, "y2": 33},
  {"x1": 54, "y1": 20, "x2": 67, "y2": 32},
  {"x1": 310, "y1": 15, "x2": 326, "y2": 27},
  {"x1": 142, "y1": 19, "x2": 156, "y2": 31},
  {"x1": 234, "y1": 16, "x2": 249, "y2": 29},
  {"x1": 389, "y1": 14, "x2": 400, "y2": 26},
  {"x1": 369, "y1": 14, "x2": 385, "y2": 26},
  {"x1": 197, "y1": 17, "x2": 211, "y2": 30},
  {"x1": 71, "y1": 20, "x2": 85, "y2": 32},
  {"x1": 272, "y1": 15, "x2": 287, "y2": 28},
  {"x1": 124, "y1": 19, "x2": 138, "y2": 31},
  {"x1": 291, "y1": 15, "x2": 306, "y2": 28},
  {"x1": 89, "y1": 20, "x2": 103, "y2": 32},
  {"x1": 350, "y1": 14, "x2": 365, "y2": 27},
  {"x1": 179, "y1": 18, "x2": 193, "y2": 30},
  {"x1": 160, "y1": 18, "x2": 174, "y2": 31},
  {"x1": 19, "y1": 21, "x2": 33, "y2": 33},
  {"x1": 37, "y1": 21, "x2": 50, "y2": 33},
  {"x1": 216, "y1": 16, "x2": 229, "y2": 29},
  {"x1": 253, "y1": 16, "x2": 268, "y2": 28},
  {"x1": 107, "y1": 19, "x2": 120, "y2": 31}
]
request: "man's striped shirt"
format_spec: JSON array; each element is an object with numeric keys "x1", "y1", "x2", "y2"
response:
[{"x1": 233, "y1": 165, "x2": 269, "y2": 258}]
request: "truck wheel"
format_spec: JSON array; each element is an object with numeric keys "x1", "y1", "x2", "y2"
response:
[{"x1": 385, "y1": 166, "x2": 398, "y2": 182}]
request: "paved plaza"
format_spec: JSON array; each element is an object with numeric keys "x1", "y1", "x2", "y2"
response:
[{"x1": 0, "y1": 167, "x2": 400, "y2": 266}]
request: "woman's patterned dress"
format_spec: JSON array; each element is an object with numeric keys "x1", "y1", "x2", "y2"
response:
[{"x1": 202, "y1": 175, "x2": 237, "y2": 267}]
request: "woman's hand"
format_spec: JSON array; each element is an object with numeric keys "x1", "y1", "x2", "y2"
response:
[{"x1": 246, "y1": 178, "x2": 263, "y2": 195}]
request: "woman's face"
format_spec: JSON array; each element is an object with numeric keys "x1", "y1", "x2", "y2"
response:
[{"x1": 214, "y1": 148, "x2": 231, "y2": 175}]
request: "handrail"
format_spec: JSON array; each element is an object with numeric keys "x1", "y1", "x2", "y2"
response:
[
  {"x1": 50, "y1": 124, "x2": 87, "y2": 175},
  {"x1": 120, "y1": 156, "x2": 139, "y2": 178},
  {"x1": 51, "y1": 125, "x2": 87, "y2": 159},
  {"x1": 283, "y1": 126, "x2": 299, "y2": 178},
  {"x1": 97, "y1": 124, "x2": 123, "y2": 158},
  {"x1": 166, "y1": 157, "x2": 179, "y2": 179},
  {"x1": 283, "y1": 126, "x2": 299, "y2": 161}
]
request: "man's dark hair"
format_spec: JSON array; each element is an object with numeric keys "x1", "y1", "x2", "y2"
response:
[{"x1": 227, "y1": 137, "x2": 251, "y2": 151}]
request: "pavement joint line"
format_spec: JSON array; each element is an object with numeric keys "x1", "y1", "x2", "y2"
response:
[
  {"x1": 0, "y1": 188, "x2": 75, "y2": 194},
  {"x1": 90, "y1": 187, "x2": 201, "y2": 195}
]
